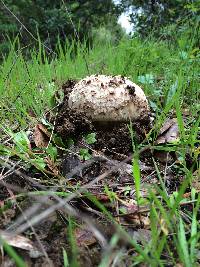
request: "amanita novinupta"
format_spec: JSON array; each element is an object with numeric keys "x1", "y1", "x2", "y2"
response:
[{"x1": 68, "y1": 75, "x2": 149, "y2": 124}]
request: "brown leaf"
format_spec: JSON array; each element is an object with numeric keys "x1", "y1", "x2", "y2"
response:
[
  {"x1": 45, "y1": 157, "x2": 59, "y2": 175},
  {"x1": 159, "y1": 118, "x2": 176, "y2": 135},
  {"x1": 37, "y1": 124, "x2": 51, "y2": 137},
  {"x1": 33, "y1": 124, "x2": 50, "y2": 148},
  {"x1": 156, "y1": 118, "x2": 179, "y2": 144},
  {"x1": 75, "y1": 226, "x2": 97, "y2": 247},
  {"x1": 119, "y1": 201, "x2": 150, "y2": 228},
  {"x1": 28, "y1": 109, "x2": 36, "y2": 117},
  {"x1": 126, "y1": 202, "x2": 138, "y2": 214},
  {"x1": 154, "y1": 151, "x2": 173, "y2": 163}
]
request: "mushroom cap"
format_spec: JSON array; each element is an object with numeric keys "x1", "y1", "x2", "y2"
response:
[{"x1": 68, "y1": 75, "x2": 149, "y2": 122}]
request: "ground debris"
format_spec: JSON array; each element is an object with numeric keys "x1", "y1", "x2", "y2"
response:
[
  {"x1": 0, "y1": 231, "x2": 43, "y2": 258},
  {"x1": 33, "y1": 124, "x2": 51, "y2": 148},
  {"x1": 156, "y1": 118, "x2": 179, "y2": 144}
]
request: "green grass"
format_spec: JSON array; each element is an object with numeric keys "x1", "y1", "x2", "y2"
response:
[{"x1": 0, "y1": 33, "x2": 199, "y2": 266}]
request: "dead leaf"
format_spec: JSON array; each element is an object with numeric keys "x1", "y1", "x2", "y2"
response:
[
  {"x1": 75, "y1": 226, "x2": 97, "y2": 247},
  {"x1": 0, "y1": 231, "x2": 43, "y2": 258},
  {"x1": 126, "y1": 201, "x2": 138, "y2": 214},
  {"x1": 28, "y1": 109, "x2": 36, "y2": 117},
  {"x1": 131, "y1": 229, "x2": 151, "y2": 244},
  {"x1": 37, "y1": 124, "x2": 51, "y2": 137},
  {"x1": 33, "y1": 124, "x2": 50, "y2": 148},
  {"x1": 119, "y1": 201, "x2": 150, "y2": 228},
  {"x1": 45, "y1": 157, "x2": 59, "y2": 175},
  {"x1": 156, "y1": 118, "x2": 179, "y2": 144},
  {"x1": 154, "y1": 151, "x2": 173, "y2": 163},
  {"x1": 159, "y1": 118, "x2": 176, "y2": 135}
]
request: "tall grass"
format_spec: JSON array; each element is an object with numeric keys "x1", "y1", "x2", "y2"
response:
[{"x1": 1, "y1": 34, "x2": 199, "y2": 130}]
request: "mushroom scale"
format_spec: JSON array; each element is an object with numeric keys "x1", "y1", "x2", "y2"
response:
[{"x1": 68, "y1": 75, "x2": 149, "y2": 122}]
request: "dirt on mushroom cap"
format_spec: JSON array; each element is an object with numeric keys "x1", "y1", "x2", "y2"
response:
[{"x1": 68, "y1": 75, "x2": 150, "y2": 122}]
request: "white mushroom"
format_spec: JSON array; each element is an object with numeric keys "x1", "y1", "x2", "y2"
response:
[{"x1": 68, "y1": 75, "x2": 149, "y2": 122}]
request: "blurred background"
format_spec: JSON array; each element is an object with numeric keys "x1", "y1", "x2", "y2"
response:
[{"x1": 0, "y1": 0, "x2": 199, "y2": 57}]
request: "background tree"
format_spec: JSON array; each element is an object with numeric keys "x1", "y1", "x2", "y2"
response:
[
  {"x1": 119, "y1": 0, "x2": 200, "y2": 38},
  {"x1": 0, "y1": 0, "x2": 122, "y2": 55}
]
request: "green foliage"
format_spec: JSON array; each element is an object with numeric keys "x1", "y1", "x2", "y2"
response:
[
  {"x1": 79, "y1": 133, "x2": 97, "y2": 160},
  {"x1": 0, "y1": 34, "x2": 199, "y2": 131},
  {"x1": 119, "y1": 0, "x2": 200, "y2": 39},
  {"x1": 79, "y1": 148, "x2": 92, "y2": 160},
  {"x1": 62, "y1": 248, "x2": 69, "y2": 267},
  {"x1": 104, "y1": 185, "x2": 117, "y2": 202},
  {"x1": 12, "y1": 130, "x2": 30, "y2": 152},
  {"x1": 46, "y1": 144, "x2": 57, "y2": 162},
  {"x1": 138, "y1": 74, "x2": 154, "y2": 85},
  {"x1": 84, "y1": 133, "x2": 96, "y2": 145},
  {"x1": 2, "y1": 129, "x2": 59, "y2": 172},
  {"x1": 132, "y1": 153, "x2": 141, "y2": 203},
  {"x1": 0, "y1": 0, "x2": 121, "y2": 56}
]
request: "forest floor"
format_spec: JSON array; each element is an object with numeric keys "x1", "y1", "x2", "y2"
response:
[{"x1": 0, "y1": 37, "x2": 199, "y2": 266}]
